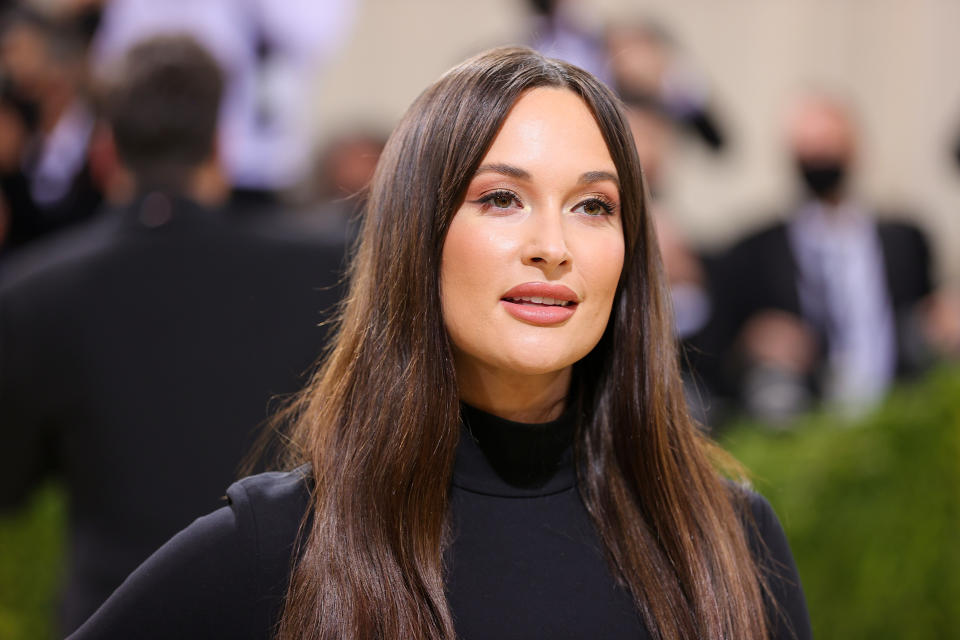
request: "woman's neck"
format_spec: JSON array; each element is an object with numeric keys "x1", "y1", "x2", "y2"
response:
[{"x1": 454, "y1": 357, "x2": 571, "y2": 423}]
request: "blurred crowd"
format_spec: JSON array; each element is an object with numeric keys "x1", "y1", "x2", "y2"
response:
[
  {"x1": 526, "y1": 0, "x2": 960, "y2": 423},
  {"x1": 1, "y1": 0, "x2": 959, "y2": 635}
]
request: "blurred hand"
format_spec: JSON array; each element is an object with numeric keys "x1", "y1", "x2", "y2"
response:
[{"x1": 920, "y1": 289, "x2": 960, "y2": 357}]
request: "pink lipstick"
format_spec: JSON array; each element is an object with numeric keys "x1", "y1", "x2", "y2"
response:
[{"x1": 500, "y1": 282, "x2": 579, "y2": 325}]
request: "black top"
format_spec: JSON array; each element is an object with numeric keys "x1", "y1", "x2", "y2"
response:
[{"x1": 70, "y1": 405, "x2": 812, "y2": 639}]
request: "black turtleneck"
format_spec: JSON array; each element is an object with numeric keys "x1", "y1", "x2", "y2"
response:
[
  {"x1": 447, "y1": 404, "x2": 646, "y2": 638},
  {"x1": 70, "y1": 405, "x2": 811, "y2": 639},
  {"x1": 455, "y1": 402, "x2": 577, "y2": 492}
]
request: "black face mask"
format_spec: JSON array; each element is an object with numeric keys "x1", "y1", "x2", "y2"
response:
[
  {"x1": 797, "y1": 160, "x2": 847, "y2": 200},
  {"x1": 527, "y1": 0, "x2": 558, "y2": 16}
]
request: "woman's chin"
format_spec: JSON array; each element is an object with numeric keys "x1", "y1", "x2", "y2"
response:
[{"x1": 492, "y1": 352, "x2": 580, "y2": 377}]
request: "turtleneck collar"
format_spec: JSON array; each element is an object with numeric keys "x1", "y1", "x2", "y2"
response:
[{"x1": 453, "y1": 402, "x2": 577, "y2": 498}]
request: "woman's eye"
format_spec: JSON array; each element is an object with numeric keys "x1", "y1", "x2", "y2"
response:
[
  {"x1": 573, "y1": 197, "x2": 615, "y2": 216},
  {"x1": 477, "y1": 190, "x2": 521, "y2": 210},
  {"x1": 492, "y1": 193, "x2": 514, "y2": 208}
]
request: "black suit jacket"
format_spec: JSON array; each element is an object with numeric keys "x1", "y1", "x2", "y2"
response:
[
  {"x1": 0, "y1": 193, "x2": 347, "y2": 633},
  {"x1": 697, "y1": 215, "x2": 932, "y2": 397}
]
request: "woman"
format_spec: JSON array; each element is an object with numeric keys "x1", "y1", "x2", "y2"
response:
[{"x1": 72, "y1": 47, "x2": 810, "y2": 640}]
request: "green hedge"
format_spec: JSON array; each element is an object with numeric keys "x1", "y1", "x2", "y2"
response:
[
  {"x1": 1, "y1": 369, "x2": 958, "y2": 639},
  {"x1": 0, "y1": 484, "x2": 65, "y2": 640},
  {"x1": 723, "y1": 367, "x2": 960, "y2": 639}
]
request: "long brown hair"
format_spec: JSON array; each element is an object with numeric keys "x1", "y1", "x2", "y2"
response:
[{"x1": 274, "y1": 47, "x2": 772, "y2": 640}]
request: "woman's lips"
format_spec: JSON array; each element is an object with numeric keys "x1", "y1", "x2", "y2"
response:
[{"x1": 500, "y1": 282, "x2": 579, "y2": 325}]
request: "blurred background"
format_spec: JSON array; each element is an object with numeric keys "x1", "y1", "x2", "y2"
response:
[
  {"x1": 0, "y1": 0, "x2": 958, "y2": 638},
  {"x1": 315, "y1": 0, "x2": 960, "y2": 276}
]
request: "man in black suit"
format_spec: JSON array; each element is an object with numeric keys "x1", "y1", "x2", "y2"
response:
[
  {"x1": 0, "y1": 35, "x2": 345, "y2": 634},
  {"x1": 706, "y1": 94, "x2": 933, "y2": 420}
]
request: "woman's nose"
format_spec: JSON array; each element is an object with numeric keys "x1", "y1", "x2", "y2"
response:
[{"x1": 521, "y1": 209, "x2": 570, "y2": 270}]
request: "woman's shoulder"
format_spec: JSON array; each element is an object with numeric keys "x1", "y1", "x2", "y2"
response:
[
  {"x1": 730, "y1": 485, "x2": 795, "y2": 564},
  {"x1": 68, "y1": 466, "x2": 313, "y2": 639},
  {"x1": 738, "y1": 487, "x2": 781, "y2": 533},
  {"x1": 226, "y1": 464, "x2": 314, "y2": 573},
  {"x1": 227, "y1": 465, "x2": 313, "y2": 528},
  {"x1": 730, "y1": 484, "x2": 813, "y2": 640}
]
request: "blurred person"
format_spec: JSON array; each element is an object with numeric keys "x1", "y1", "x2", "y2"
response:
[
  {"x1": 0, "y1": 71, "x2": 31, "y2": 251},
  {"x1": 40, "y1": 0, "x2": 106, "y2": 41},
  {"x1": 525, "y1": 0, "x2": 610, "y2": 84},
  {"x1": 0, "y1": 34, "x2": 345, "y2": 634},
  {"x1": 71, "y1": 46, "x2": 809, "y2": 640},
  {"x1": 91, "y1": 0, "x2": 356, "y2": 201},
  {"x1": 287, "y1": 128, "x2": 386, "y2": 242},
  {"x1": 623, "y1": 95, "x2": 710, "y2": 338},
  {"x1": 0, "y1": 5, "x2": 102, "y2": 252},
  {"x1": 623, "y1": 93, "x2": 718, "y2": 425},
  {"x1": 606, "y1": 21, "x2": 733, "y2": 426},
  {"x1": 313, "y1": 130, "x2": 385, "y2": 204},
  {"x1": 606, "y1": 19, "x2": 726, "y2": 153},
  {"x1": 711, "y1": 93, "x2": 936, "y2": 420},
  {"x1": 235, "y1": 128, "x2": 385, "y2": 249}
]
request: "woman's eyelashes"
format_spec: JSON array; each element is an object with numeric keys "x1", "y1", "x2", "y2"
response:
[
  {"x1": 573, "y1": 195, "x2": 617, "y2": 216},
  {"x1": 475, "y1": 189, "x2": 522, "y2": 212},
  {"x1": 473, "y1": 189, "x2": 618, "y2": 216}
]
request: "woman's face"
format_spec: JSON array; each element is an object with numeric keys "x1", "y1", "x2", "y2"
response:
[{"x1": 440, "y1": 87, "x2": 625, "y2": 381}]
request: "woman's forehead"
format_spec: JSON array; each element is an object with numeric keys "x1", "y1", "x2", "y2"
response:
[{"x1": 476, "y1": 88, "x2": 618, "y2": 182}]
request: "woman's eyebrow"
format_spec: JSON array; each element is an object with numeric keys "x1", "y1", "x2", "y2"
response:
[
  {"x1": 474, "y1": 164, "x2": 619, "y2": 189},
  {"x1": 578, "y1": 170, "x2": 620, "y2": 189},
  {"x1": 474, "y1": 163, "x2": 531, "y2": 180}
]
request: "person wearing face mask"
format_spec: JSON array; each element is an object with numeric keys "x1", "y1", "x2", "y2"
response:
[{"x1": 709, "y1": 93, "x2": 934, "y2": 420}]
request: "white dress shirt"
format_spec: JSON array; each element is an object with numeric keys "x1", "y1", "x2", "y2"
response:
[{"x1": 787, "y1": 200, "x2": 896, "y2": 410}]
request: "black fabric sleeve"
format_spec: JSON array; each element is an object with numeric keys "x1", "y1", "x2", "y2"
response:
[
  {"x1": 747, "y1": 492, "x2": 813, "y2": 640},
  {"x1": 67, "y1": 482, "x2": 266, "y2": 639}
]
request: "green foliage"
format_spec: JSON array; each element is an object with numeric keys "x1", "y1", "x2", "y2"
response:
[
  {"x1": 0, "y1": 370, "x2": 957, "y2": 639},
  {"x1": 0, "y1": 484, "x2": 65, "y2": 640},
  {"x1": 723, "y1": 367, "x2": 960, "y2": 640}
]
